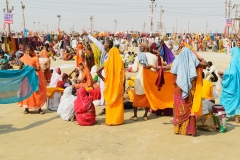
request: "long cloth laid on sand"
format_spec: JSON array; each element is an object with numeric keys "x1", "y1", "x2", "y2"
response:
[{"x1": 0, "y1": 66, "x2": 39, "y2": 104}]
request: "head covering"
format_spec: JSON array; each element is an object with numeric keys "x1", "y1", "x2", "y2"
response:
[
  {"x1": 49, "y1": 67, "x2": 62, "y2": 87},
  {"x1": 74, "y1": 87, "x2": 93, "y2": 112},
  {"x1": 57, "y1": 86, "x2": 76, "y2": 120},
  {"x1": 170, "y1": 47, "x2": 200, "y2": 99},
  {"x1": 220, "y1": 47, "x2": 240, "y2": 117},
  {"x1": 77, "y1": 44, "x2": 83, "y2": 50},
  {"x1": 103, "y1": 47, "x2": 125, "y2": 108}
]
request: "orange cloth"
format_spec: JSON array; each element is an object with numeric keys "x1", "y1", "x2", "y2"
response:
[
  {"x1": 128, "y1": 89, "x2": 135, "y2": 102},
  {"x1": 74, "y1": 65, "x2": 93, "y2": 89},
  {"x1": 76, "y1": 44, "x2": 84, "y2": 67},
  {"x1": 202, "y1": 79, "x2": 214, "y2": 100},
  {"x1": 39, "y1": 50, "x2": 51, "y2": 83},
  {"x1": 18, "y1": 54, "x2": 47, "y2": 109},
  {"x1": 143, "y1": 69, "x2": 174, "y2": 110},
  {"x1": 104, "y1": 47, "x2": 125, "y2": 125},
  {"x1": 133, "y1": 94, "x2": 150, "y2": 108},
  {"x1": 46, "y1": 87, "x2": 64, "y2": 98}
]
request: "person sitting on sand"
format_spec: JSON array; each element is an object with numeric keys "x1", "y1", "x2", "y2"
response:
[
  {"x1": 57, "y1": 86, "x2": 77, "y2": 121},
  {"x1": 74, "y1": 87, "x2": 96, "y2": 126}
]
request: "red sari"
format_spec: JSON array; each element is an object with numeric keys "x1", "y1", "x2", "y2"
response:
[{"x1": 74, "y1": 87, "x2": 96, "y2": 126}]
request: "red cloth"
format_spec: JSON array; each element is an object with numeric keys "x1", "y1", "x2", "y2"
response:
[
  {"x1": 56, "y1": 81, "x2": 65, "y2": 88},
  {"x1": 155, "y1": 57, "x2": 165, "y2": 91},
  {"x1": 74, "y1": 87, "x2": 96, "y2": 126},
  {"x1": 88, "y1": 88, "x2": 101, "y2": 100}
]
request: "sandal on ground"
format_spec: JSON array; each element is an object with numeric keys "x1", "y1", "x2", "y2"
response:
[
  {"x1": 143, "y1": 116, "x2": 148, "y2": 121},
  {"x1": 130, "y1": 116, "x2": 138, "y2": 121},
  {"x1": 38, "y1": 109, "x2": 45, "y2": 115},
  {"x1": 24, "y1": 109, "x2": 29, "y2": 114}
]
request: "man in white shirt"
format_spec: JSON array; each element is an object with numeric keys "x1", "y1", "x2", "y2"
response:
[
  {"x1": 130, "y1": 42, "x2": 158, "y2": 121},
  {"x1": 71, "y1": 38, "x2": 78, "y2": 50}
]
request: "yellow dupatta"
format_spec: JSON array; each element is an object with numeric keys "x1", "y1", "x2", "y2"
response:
[{"x1": 90, "y1": 43, "x2": 102, "y2": 67}]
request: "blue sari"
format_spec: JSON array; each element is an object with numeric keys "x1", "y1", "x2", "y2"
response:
[
  {"x1": 0, "y1": 66, "x2": 39, "y2": 104},
  {"x1": 220, "y1": 47, "x2": 240, "y2": 117}
]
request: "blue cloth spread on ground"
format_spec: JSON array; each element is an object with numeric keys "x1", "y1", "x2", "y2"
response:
[
  {"x1": 0, "y1": 66, "x2": 39, "y2": 104},
  {"x1": 220, "y1": 47, "x2": 240, "y2": 117}
]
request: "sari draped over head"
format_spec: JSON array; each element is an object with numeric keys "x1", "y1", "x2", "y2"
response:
[
  {"x1": 171, "y1": 46, "x2": 203, "y2": 116},
  {"x1": 220, "y1": 47, "x2": 240, "y2": 117},
  {"x1": 74, "y1": 87, "x2": 96, "y2": 126},
  {"x1": 104, "y1": 47, "x2": 125, "y2": 125},
  {"x1": 56, "y1": 73, "x2": 68, "y2": 88},
  {"x1": 171, "y1": 47, "x2": 199, "y2": 99},
  {"x1": 104, "y1": 47, "x2": 125, "y2": 108},
  {"x1": 57, "y1": 86, "x2": 76, "y2": 121},
  {"x1": 49, "y1": 67, "x2": 62, "y2": 87},
  {"x1": 90, "y1": 43, "x2": 102, "y2": 67}
]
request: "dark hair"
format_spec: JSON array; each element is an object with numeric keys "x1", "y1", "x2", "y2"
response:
[
  {"x1": 44, "y1": 43, "x2": 50, "y2": 52},
  {"x1": 208, "y1": 61, "x2": 213, "y2": 66},
  {"x1": 114, "y1": 44, "x2": 120, "y2": 49},
  {"x1": 105, "y1": 39, "x2": 113, "y2": 49},
  {"x1": 25, "y1": 45, "x2": 34, "y2": 52},
  {"x1": 202, "y1": 72, "x2": 205, "y2": 79}
]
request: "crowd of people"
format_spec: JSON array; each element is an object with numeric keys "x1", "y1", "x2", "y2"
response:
[{"x1": 1, "y1": 30, "x2": 240, "y2": 136}]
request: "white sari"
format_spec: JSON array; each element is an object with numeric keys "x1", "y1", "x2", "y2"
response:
[{"x1": 57, "y1": 86, "x2": 76, "y2": 121}]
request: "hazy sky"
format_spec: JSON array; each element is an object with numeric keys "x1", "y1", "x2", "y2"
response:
[{"x1": 0, "y1": 0, "x2": 239, "y2": 33}]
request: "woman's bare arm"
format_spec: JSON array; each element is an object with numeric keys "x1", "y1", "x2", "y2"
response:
[{"x1": 96, "y1": 66, "x2": 105, "y2": 81}]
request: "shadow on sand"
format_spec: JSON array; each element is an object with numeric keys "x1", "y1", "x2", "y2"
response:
[{"x1": 0, "y1": 116, "x2": 59, "y2": 135}]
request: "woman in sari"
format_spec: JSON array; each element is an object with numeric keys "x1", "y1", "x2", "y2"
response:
[
  {"x1": 57, "y1": 86, "x2": 77, "y2": 121},
  {"x1": 97, "y1": 47, "x2": 125, "y2": 126},
  {"x1": 74, "y1": 87, "x2": 96, "y2": 126},
  {"x1": 170, "y1": 46, "x2": 207, "y2": 136},
  {"x1": 76, "y1": 44, "x2": 84, "y2": 67},
  {"x1": 39, "y1": 43, "x2": 52, "y2": 84},
  {"x1": 18, "y1": 45, "x2": 47, "y2": 114},
  {"x1": 74, "y1": 63, "x2": 93, "y2": 89},
  {"x1": 49, "y1": 67, "x2": 62, "y2": 87},
  {"x1": 220, "y1": 41, "x2": 240, "y2": 123},
  {"x1": 85, "y1": 44, "x2": 95, "y2": 71},
  {"x1": 56, "y1": 73, "x2": 69, "y2": 89}
]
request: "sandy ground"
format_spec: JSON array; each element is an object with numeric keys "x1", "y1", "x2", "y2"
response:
[{"x1": 1, "y1": 51, "x2": 240, "y2": 160}]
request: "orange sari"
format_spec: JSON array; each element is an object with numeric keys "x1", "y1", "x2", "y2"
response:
[
  {"x1": 18, "y1": 54, "x2": 47, "y2": 109},
  {"x1": 76, "y1": 44, "x2": 84, "y2": 67},
  {"x1": 74, "y1": 65, "x2": 93, "y2": 89},
  {"x1": 39, "y1": 50, "x2": 51, "y2": 83}
]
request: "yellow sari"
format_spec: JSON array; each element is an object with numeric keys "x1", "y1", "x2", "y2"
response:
[{"x1": 104, "y1": 47, "x2": 125, "y2": 125}]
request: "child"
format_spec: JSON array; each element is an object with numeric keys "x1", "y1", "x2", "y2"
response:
[{"x1": 0, "y1": 55, "x2": 9, "y2": 70}]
